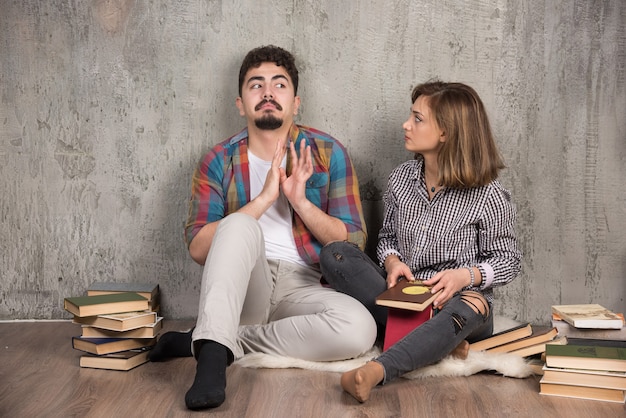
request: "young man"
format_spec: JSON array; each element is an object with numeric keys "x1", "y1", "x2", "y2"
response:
[{"x1": 149, "y1": 45, "x2": 377, "y2": 410}]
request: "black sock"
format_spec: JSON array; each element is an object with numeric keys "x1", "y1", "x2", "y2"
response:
[
  {"x1": 185, "y1": 340, "x2": 230, "y2": 410},
  {"x1": 148, "y1": 329, "x2": 193, "y2": 361}
]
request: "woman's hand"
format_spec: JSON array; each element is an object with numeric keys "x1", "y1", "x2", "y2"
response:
[
  {"x1": 384, "y1": 255, "x2": 414, "y2": 288},
  {"x1": 422, "y1": 268, "x2": 471, "y2": 308}
]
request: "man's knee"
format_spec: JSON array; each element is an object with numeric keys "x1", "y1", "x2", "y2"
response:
[
  {"x1": 219, "y1": 212, "x2": 262, "y2": 239},
  {"x1": 339, "y1": 317, "x2": 377, "y2": 357},
  {"x1": 221, "y1": 212, "x2": 258, "y2": 228},
  {"x1": 335, "y1": 301, "x2": 377, "y2": 355}
]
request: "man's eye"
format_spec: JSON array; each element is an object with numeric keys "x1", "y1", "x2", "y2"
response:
[
  {"x1": 252, "y1": 84, "x2": 262, "y2": 89},
  {"x1": 276, "y1": 83, "x2": 285, "y2": 88}
]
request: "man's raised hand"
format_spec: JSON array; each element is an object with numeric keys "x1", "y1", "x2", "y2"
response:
[{"x1": 280, "y1": 139, "x2": 313, "y2": 212}]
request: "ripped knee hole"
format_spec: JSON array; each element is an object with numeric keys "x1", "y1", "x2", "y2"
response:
[{"x1": 460, "y1": 291, "x2": 489, "y2": 316}]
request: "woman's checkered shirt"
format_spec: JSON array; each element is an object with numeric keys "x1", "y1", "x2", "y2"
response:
[{"x1": 376, "y1": 157, "x2": 522, "y2": 304}]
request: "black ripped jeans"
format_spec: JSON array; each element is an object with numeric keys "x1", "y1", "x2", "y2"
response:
[{"x1": 320, "y1": 241, "x2": 493, "y2": 383}]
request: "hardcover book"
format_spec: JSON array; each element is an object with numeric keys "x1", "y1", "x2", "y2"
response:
[
  {"x1": 551, "y1": 304, "x2": 624, "y2": 329},
  {"x1": 507, "y1": 335, "x2": 567, "y2": 358},
  {"x1": 542, "y1": 366, "x2": 626, "y2": 391},
  {"x1": 382, "y1": 306, "x2": 433, "y2": 351},
  {"x1": 539, "y1": 380, "x2": 625, "y2": 403},
  {"x1": 468, "y1": 323, "x2": 533, "y2": 352},
  {"x1": 80, "y1": 317, "x2": 163, "y2": 339},
  {"x1": 71, "y1": 336, "x2": 156, "y2": 355},
  {"x1": 87, "y1": 282, "x2": 160, "y2": 309},
  {"x1": 64, "y1": 293, "x2": 149, "y2": 317},
  {"x1": 375, "y1": 281, "x2": 440, "y2": 312},
  {"x1": 487, "y1": 326, "x2": 558, "y2": 354},
  {"x1": 564, "y1": 338, "x2": 626, "y2": 349},
  {"x1": 545, "y1": 344, "x2": 626, "y2": 372},
  {"x1": 551, "y1": 315, "x2": 626, "y2": 341},
  {"x1": 79, "y1": 349, "x2": 151, "y2": 371},
  {"x1": 73, "y1": 310, "x2": 157, "y2": 331}
]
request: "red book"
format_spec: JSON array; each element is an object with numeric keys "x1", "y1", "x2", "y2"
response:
[{"x1": 383, "y1": 306, "x2": 433, "y2": 351}]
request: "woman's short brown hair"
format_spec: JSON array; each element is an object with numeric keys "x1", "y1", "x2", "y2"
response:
[{"x1": 411, "y1": 81, "x2": 505, "y2": 188}]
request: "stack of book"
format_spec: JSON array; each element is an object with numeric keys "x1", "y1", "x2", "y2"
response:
[
  {"x1": 63, "y1": 282, "x2": 161, "y2": 371},
  {"x1": 468, "y1": 323, "x2": 564, "y2": 358},
  {"x1": 540, "y1": 340, "x2": 626, "y2": 403},
  {"x1": 537, "y1": 303, "x2": 626, "y2": 403}
]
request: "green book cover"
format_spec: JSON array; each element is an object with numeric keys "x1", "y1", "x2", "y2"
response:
[
  {"x1": 88, "y1": 282, "x2": 159, "y2": 294},
  {"x1": 65, "y1": 292, "x2": 148, "y2": 307},
  {"x1": 546, "y1": 344, "x2": 626, "y2": 361}
]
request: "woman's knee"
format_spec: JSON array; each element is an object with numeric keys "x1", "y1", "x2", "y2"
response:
[
  {"x1": 321, "y1": 241, "x2": 367, "y2": 272},
  {"x1": 321, "y1": 241, "x2": 356, "y2": 262},
  {"x1": 460, "y1": 291, "x2": 490, "y2": 316}
]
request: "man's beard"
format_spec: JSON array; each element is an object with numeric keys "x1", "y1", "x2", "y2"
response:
[{"x1": 254, "y1": 114, "x2": 283, "y2": 130}]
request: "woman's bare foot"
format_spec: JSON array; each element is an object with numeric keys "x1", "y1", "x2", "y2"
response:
[
  {"x1": 340, "y1": 361, "x2": 384, "y2": 403},
  {"x1": 450, "y1": 340, "x2": 469, "y2": 359}
]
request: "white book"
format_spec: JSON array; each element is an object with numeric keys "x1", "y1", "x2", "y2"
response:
[{"x1": 551, "y1": 304, "x2": 624, "y2": 329}]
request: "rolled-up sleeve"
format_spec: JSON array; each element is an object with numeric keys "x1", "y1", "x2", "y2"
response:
[
  {"x1": 327, "y1": 141, "x2": 367, "y2": 250},
  {"x1": 184, "y1": 150, "x2": 226, "y2": 247},
  {"x1": 476, "y1": 184, "x2": 522, "y2": 290}
]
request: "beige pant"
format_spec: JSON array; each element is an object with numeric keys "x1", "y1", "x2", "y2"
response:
[{"x1": 192, "y1": 213, "x2": 377, "y2": 361}]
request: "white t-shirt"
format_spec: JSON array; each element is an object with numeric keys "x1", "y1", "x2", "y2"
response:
[{"x1": 248, "y1": 150, "x2": 307, "y2": 266}]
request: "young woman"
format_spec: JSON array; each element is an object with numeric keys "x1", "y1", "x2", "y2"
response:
[{"x1": 320, "y1": 81, "x2": 522, "y2": 402}]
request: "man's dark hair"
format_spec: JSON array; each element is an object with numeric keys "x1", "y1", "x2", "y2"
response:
[{"x1": 238, "y1": 45, "x2": 299, "y2": 96}]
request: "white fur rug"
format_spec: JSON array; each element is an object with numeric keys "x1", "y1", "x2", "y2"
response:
[{"x1": 234, "y1": 316, "x2": 534, "y2": 379}]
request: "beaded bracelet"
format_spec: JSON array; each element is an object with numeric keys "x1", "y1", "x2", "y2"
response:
[{"x1": 466, "y1": 267, "x2": 475, "y2": 288}]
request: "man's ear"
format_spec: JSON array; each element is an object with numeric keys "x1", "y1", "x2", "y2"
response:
[
  {"x1": 293, "y1": 95, "x2": 301, "y2": 115},
  {"x1": 235, "y1": 97, "x2": 245, "y2": 116}
]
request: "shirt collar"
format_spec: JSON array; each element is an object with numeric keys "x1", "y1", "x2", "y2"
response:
[{"x1": 228, "y1": 123, "x2": 300, "y2": 146}]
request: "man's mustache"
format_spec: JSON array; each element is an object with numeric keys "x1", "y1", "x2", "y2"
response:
[{"x1": 255, "y1": 99, "x2": 283, "y2": 111}]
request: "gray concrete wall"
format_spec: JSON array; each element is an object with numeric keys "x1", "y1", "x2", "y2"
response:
[{"x1": 1, "y1": 1, "x2": 624, "y2": 322}]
